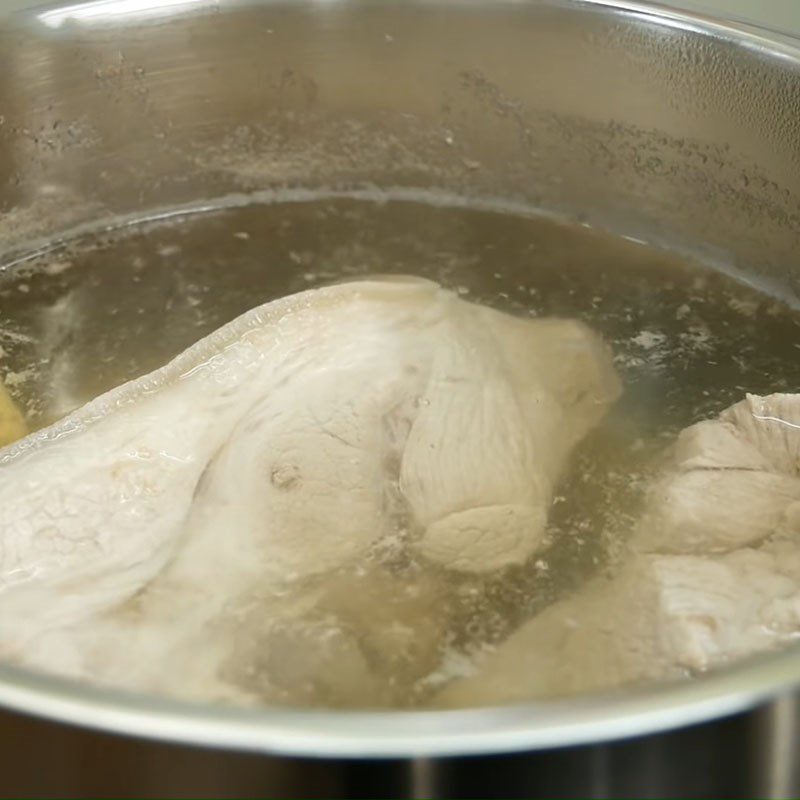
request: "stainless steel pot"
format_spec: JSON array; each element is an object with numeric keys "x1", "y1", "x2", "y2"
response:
[{"x1": 1, "y1": 0, "x2": 799, "y2": 796}]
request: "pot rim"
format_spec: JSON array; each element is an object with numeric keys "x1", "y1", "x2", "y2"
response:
[
  {"x1": 2, "y1": 0, "x2": 800, "y2": 759},
  {"x1": 0, "y1": 645, "x2": 798, "y2": 757}
]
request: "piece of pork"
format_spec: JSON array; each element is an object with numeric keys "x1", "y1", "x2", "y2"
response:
[
  {"x1": 439, "y1": 393, "x2": 800, "y2": 708},
  {"x1": 438, "y1": 545, "x2": 800, "y2": 706},
  {"x1": 634, "y1": 394, "x2": 800, "y2": 554},
  {"x1": 402, "y1": 306, "x2": 621, "y2": 573},
  {"x1": 0, "y1": 277, "x2": 619, "y2": 703}
]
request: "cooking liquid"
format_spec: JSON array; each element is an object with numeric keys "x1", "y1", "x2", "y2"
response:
[{"x1": 2, "y1": 190, "x2": 800, "y2": 707}]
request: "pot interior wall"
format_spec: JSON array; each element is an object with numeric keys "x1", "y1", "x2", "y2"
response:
[{"x1": 0, "y1": 0, "x2": 798, "y2": 290}]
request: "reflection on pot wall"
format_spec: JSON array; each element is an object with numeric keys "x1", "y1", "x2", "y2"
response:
[{"x1": 0, "y1": 696, "x2": 798, "y2": 797}]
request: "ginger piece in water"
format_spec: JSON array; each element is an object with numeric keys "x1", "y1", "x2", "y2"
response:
[{"x1": 0, "y1": 381, "x2": 27, "y2": 447}]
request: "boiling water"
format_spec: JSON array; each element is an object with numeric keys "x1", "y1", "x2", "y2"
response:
[{"x1": 2, "y1": 190, "x2": 800, "y2": 707}]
